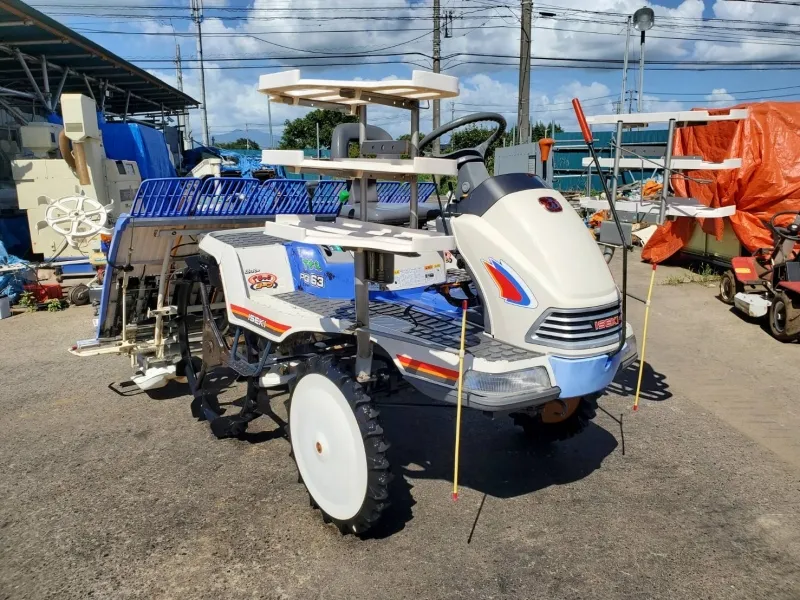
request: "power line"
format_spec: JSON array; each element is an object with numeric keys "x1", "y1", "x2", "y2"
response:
[{"x1": 73, "y1": 19, "x2": 800, "y2": 51}]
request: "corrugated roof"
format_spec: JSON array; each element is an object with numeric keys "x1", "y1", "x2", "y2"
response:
[{"x1": 0, "y1": 0, "x2": 198, "y2": 116}]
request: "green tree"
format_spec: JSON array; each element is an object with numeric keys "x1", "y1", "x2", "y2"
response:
[
  {"x1": 217, "y1": 137, "x2": 260, "y2": 150},
  {"x1": 531, "y1": 120, "x2": 563, "y2": 141},
  {"x1": 279, "y1": 109, "x2": 358, "y2": 150},
  {"x1": 447, "y1": 125, "x2": 506, "y2": 177},
  {"x1": 395, "y1": 133, "x2": 428, "y2": 159},
  {"x1": 431, "y1": 120, "x2": 563, "y2": 191},
  {"x1": 505, "y1": 121, "x2": 563, "y2": 145}
]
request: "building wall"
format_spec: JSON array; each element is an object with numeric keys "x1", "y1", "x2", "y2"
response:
[{"x1": 552, "y1": 129, "x2": 669, "y2": 192}]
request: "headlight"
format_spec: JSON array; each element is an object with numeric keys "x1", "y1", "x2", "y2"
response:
[{"x1": 463, "y1": 366, "x2": 551, "y2": 395}]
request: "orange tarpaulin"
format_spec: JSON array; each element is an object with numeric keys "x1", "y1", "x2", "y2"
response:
[{"x1": 641, "y1": 102, "x2": 800, "y2": 263}]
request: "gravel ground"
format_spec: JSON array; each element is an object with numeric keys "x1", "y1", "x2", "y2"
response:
[{"x1": 1, "y1": 254, "x2": 799, "y2": 600}]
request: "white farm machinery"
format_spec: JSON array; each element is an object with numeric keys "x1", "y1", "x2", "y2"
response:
[{"x1": 72, "y1": 70, "x2": 637, "y2": 535}]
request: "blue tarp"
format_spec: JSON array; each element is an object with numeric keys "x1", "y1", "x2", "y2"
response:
[
  {"x1": 47, "y1": 112, "x2": 176, "y2": 180},
  {"x1": 0, "y1": 215, "x2": 31, "y2": 258},
  {"x1": 0, "y1": 241, "x2": 28, "y2": 303},
  {"x1": 102, "y1": 122, "x2": 176, "y2": 180}
]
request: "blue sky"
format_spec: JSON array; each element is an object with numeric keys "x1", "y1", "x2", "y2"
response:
[{"x1": 31, "y1": 0, "x2": 800, "y2": 143}]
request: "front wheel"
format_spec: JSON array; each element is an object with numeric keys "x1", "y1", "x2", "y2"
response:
[
  {"x1": 769, "y1": 291, "x2": 800, "y2": 342},
  {"x1": 719, "y1": 270, "x2": 741, "y2": 305},
  {"x1": 287, "y1": 356, "x2": 392, "y2": 535},
  {"x1": 511, "y1": 395, "x2": 599, "y2": 444}
]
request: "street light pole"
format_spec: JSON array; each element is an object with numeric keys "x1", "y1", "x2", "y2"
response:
[
  {"x1": 633, "y1": 7, "x2": 654, "y2": 113},
  {"x1": 620, "y1": 15, "x2": 631, "y2": 114}
]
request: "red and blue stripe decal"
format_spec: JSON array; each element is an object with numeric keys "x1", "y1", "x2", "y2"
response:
[{"x1": 482, "y1": 258, "x2": 537, "y2": 308}]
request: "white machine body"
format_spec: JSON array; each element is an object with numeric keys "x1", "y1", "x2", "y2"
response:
[
  {"x1": 195, "y1": 172, "x2": 635, "y2": 410},
  {"x1": 734, "y1": 292, "x2": 771, "y2": 318},
  {"x1": 18, "y1": 123, "x2": 61, "y2": 158},
  {"x1": 11, "y1": 94, "x2": 141, "y2": 258},
  {"x1": 450, "y1": 182, "x2": 621, "y2": 358},
  {"x1": 190, "y1": 158, "x2": 225, "y2": 179}
]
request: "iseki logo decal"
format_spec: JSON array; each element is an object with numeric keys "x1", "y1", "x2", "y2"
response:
[
  {"x1": 248, "y1": 314, "x2": 267, "y2": 328},
  {"x1": 593, "y1": 316, "x2": 620, "y2": 331},
  {"x1": 247, "y1": 272, "x2": 278, "y2": 290},
  {"x1": 538, "y1": 196, "x2": 562, "y2": 213}
]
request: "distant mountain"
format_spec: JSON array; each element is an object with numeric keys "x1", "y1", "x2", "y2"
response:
[{"x1": 212, "y1": 128, "x2": 274, "y2": 149}]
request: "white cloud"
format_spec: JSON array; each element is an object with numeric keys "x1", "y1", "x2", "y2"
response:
[
  {"x1": 705, "y1": 87, "x2": 736, "y2": 107},
  {"x1": 124, "y1": 0, "x2": 788, "y2": 144},
  {"x1": 693, "y1": 0, "x2": 800, "y2": 61}
]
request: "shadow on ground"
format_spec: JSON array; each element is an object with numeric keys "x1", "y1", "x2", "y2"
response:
[
  {"x1": 108, "y1": 365, "x2": 626, "y2": 539},
  {"x1": 367, "y1": 404, "x2": 619, "y2": 538},
  {"x1": 726, "y1": 305, "x2": 800, "y2": 344},
  {"x1": 607, "y1": 361, "x2": 672, "y2": 402}
]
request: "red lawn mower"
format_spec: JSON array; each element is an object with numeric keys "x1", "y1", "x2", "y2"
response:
[{"x1": 719, "y1": 211, "x2": 800, "y2": 342}]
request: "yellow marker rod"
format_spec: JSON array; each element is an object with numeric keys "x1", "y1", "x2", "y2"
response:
[
  {"x1": 452, "y1": 299, "x2": 468, "y2": 501},
  {"x1": 633, "y1": 263, "x2": 657, "y2": 411}
]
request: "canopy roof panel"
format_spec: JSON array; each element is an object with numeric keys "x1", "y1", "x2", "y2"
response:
[{"x1": 0, "y1": 0, "x2": 198, "y2": 116}]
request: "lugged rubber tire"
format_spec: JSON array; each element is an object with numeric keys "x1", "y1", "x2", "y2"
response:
[
  {"x1": 719, "y1": 270, "x2": 740, "y2": 305},
  {"x1": 769, "y1": 290, "x2": 800, "y2": 342},
  {"x1": 511, "y1": 395, "x2": 599, "y2": 444},
  {"x1": 287, "y1": 355, "x2": 392, "y2": 535}
]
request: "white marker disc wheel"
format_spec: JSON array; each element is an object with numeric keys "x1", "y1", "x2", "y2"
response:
[
  {"x1": 288, "y1": 356, "x2": 391, "y2": 534},
  {"x1": 45, "y1": 195, "x2": 108, "y2": 246}
]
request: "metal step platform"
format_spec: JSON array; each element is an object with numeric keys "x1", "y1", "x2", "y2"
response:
[{"x1": 271, "y1": 290, "x2": 538, "y2": 361}]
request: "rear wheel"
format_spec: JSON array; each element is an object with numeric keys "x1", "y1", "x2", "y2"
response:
[
  {"x1": 769, "y1": 291, "x2": 800, "y2": 342},
  {"x1": 511, "y1": 395, "x2": 599, "y2": 444},
  {"x1": 719, "y1": 270, "x2": 740, "y2": 305},
  {"x1": 288, "y1": 356, "x2": 391, "y2": 535},
  {"x1": 68, "y1": 283, "x2": 90, "y2": 306}
]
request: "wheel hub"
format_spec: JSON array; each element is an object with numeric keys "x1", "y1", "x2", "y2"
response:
[
  {"x1": 541, "y1": 397, "x2": 580, "y2": 423},
  {"x1": 774, "y1": 300, "x2": 786, "y2": 331}
]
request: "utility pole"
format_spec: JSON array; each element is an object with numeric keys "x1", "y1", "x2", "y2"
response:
[
  {"x1": 626, "y1": 89, "x2": 637, "y2": 113},
  {"x1": 245, "y1": 123, "x2": 249, "y2": 150},
  {"x1": 433, "y1": 0, "x2": 441, "y2": 155},
  {"x1": 517, "y1": 0, "x2": 532, "y2": 145},
  {"x1": 620, "y1": 15, "x2": 631, "y2": 114},
  {"x1": 191, "y1": 0, "x2": 210, "y2": 146},
  {"x1": 450, "y1": 101, "x2": 455, "y2": 122},
  {"x1": 175, "y1": 44, "x2": 192, "y2": 148},
  {"x1": 267, "y1": 96, "x2": 274, "y2": 149}
]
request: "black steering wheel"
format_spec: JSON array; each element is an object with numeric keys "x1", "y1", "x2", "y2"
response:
[
  {"x1": 418, "y1": 112, "x2": 506, "y2": 159},
  {"x1": 769, "y1": 211, "x2": 800, "y2": 242}
]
